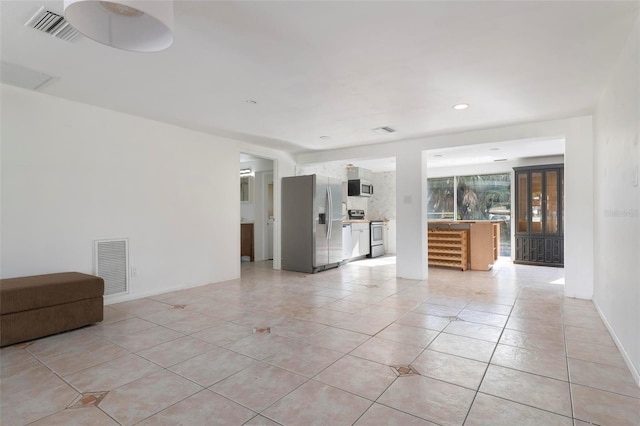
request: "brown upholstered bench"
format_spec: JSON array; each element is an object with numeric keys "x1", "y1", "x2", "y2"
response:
[{"x1": 0, "y1": 272, "x2": 104, "y2": 347}]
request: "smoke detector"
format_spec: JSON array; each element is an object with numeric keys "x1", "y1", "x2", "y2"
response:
[{"x1": 25, "y1": 6, "x2": 79, "y2": 41}]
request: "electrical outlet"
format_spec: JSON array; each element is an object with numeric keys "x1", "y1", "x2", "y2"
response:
[{"x1": 130, "y1": 266, "x2": 137, "y2": 277}]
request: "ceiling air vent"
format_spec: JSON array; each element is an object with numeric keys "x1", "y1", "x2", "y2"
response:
[
  {"x1": 372, "y1": 126, "x2": 396, "y2": 135},
  {"x1": 25, "y1": 6, "x2": 79, "y2": 42}
]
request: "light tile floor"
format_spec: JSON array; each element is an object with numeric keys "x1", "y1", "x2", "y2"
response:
[{"x1": 1, "y1": 257, "x2": 639, "y2": 425}]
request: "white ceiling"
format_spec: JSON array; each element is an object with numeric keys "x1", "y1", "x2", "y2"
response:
[
  {"x1": 425, "y1": 137, "x2": 565, "y2": 169},
  {"x1": 1, "y1": 1, "x2": 638, "y2": 161}
]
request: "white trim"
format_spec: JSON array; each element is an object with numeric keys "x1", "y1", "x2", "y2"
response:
[{"x1": 104, "y1": 279, "x2": 211, "y2": 305}]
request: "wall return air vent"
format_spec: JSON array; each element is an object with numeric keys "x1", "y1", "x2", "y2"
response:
[
  {"x1": 94, "y1": 239, "x2": 129, "y2": 296},
  {"x1": 25, "y1": 6, "x2": 79, "y2": 41}
]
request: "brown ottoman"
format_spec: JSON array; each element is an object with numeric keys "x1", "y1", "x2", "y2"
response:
[{"x1": 0, "y1": 272, "x2": 104, "y2": 347}]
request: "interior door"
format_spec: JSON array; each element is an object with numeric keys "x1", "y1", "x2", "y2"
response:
[{"x1": 266, "y1": 180, "x2": 274, "y2": 260}]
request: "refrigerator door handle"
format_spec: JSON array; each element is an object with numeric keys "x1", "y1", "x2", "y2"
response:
[{"x1": 327, "y1": 186, "x2": 332, "y2": 240}]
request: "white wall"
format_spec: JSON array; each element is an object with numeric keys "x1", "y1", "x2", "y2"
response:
[
  {"x1": 395, "y1": 146, "x2": 429, "y2": 279},
  {"x1": 0, "y1": 85, "x2": 288, "y2": 302},
  {"x1": 563, "y1": 117, "x2": 595, "y2": 300},
  {"x1": 593, "y1": 15, "x2": 640, "y2": 384}
]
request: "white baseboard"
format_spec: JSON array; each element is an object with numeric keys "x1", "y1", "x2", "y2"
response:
[
  {"x1": 593, "y1": 300, "x2": 640, "y2": 387},
  {"x1": 103, "y1": 279, "x2": 233, "y2": 305}
]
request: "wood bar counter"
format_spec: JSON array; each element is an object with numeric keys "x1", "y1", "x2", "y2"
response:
[{"x1": 428, "y1": 221, "x2": 500, "y2": 271}]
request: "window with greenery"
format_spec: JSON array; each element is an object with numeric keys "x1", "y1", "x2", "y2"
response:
[
  {"x1": 456, "y1": 173, "x2": 510, "y2": 220},
  {"x1": 427, "y1": 173, "x2": 511, "y2": 255},
  {"x1": 427, "y1": 177, "x2": 455, "y2": 219}
]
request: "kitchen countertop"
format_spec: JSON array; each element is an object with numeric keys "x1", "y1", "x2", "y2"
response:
[{"x1": 342, "y1": 219, "x2": 370, "y2": 223}]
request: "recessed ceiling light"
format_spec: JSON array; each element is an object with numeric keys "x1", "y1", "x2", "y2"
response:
[
  {"x1": 453, "y1": 103, "x2": 469, "y2": 110},
  {"x1": 494, "y1": 158, "x2": 508, "y2": 162},
  {"x1": 433, "y1": 154, "x2": 443, "y2": 158},
  {"x1": 320, "y1": 136, "x2": 331, "y2": 140},
  {"x1": 246, "y1": 100, "x2": 257, "y2": 104},
  {"x1": 490, "y1": 147, "x2": 500, "y2": 151}
]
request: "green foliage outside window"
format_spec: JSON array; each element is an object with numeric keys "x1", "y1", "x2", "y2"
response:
[
  {"x1": 427, "y1": 177, "x2": 455, "y2": 219},
  {"x1": 427, "y1": 173, "x2": 511, "y2": 255},
  {"x1": 456, "y1": 174, "x2": 510, "y2": 220}
]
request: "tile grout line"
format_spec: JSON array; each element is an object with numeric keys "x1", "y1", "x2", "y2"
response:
[
  {"x1": 563, "y1": 301, "x2": 577, "y2": 424},
  {"x1": 457, "y1": 277, "x2": 569, "y2": 425},
  {"x1": 459, "y1": 294, "x2": 507, "y2": 425},
  {"x1": 6, "y1": 261, "x2": 635, "y2": 425}
]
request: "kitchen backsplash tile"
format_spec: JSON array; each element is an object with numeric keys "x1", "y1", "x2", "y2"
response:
[
  {"x1": 297, "y1": 163, "x2": 348, "y2": 181},
  {"x1": 369, "y1": 171, "x2": 396, "y2": 220},
  {"x1": 347, "y1": 196, "x2": 368, "y2": 212},
  {"x1": 295, "y1": 165, "x2": 396, "y2": 221}
]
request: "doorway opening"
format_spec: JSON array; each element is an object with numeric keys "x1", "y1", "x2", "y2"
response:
[{"x1": 240, "y1": 153, "x2": 275, "y2": 272}]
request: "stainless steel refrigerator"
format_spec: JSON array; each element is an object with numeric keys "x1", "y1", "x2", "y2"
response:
[{"x1": 282, "y1": 174, "x2": 343, "y2": 273}]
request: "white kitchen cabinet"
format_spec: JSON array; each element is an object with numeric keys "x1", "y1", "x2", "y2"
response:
[{"x1": 350, "y1": 223, "x2": 370, "y2": 258}]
